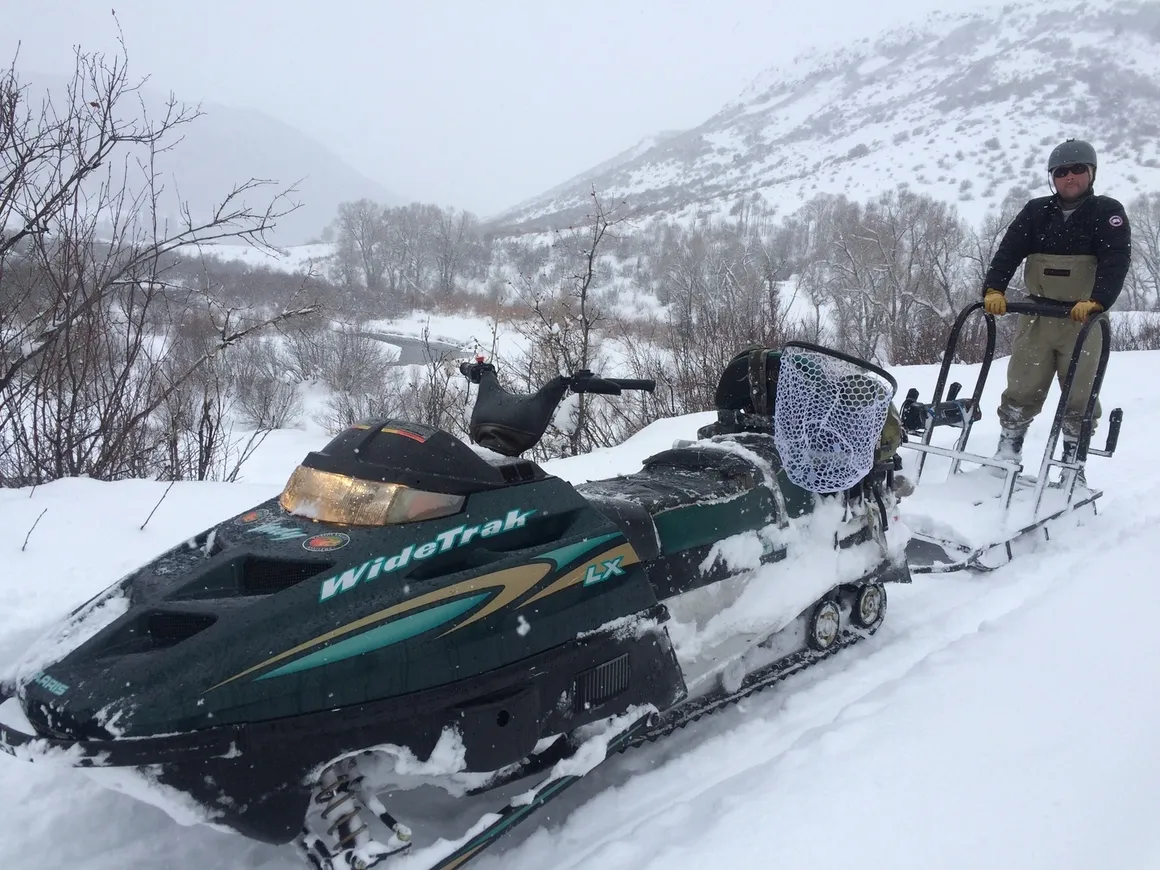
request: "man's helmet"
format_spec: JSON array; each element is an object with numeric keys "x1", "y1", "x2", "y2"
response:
[{"x1": 1047, "y1": 138, "x2": 1097, "y2": 171}]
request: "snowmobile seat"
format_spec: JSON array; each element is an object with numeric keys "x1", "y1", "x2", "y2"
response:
[
  {"x1": 576, "y1": 437, "x2": 774, "y2": 548},
  {"x1": 641, "y1": 443, "x2": 763, "y2": 478},
  {"x1": 576, "y1": 436, "x2": 796, "y2": 600}
]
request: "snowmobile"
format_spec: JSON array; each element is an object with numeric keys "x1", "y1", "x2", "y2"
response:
[
  {"x1": 896, "y1": 299, "x2": 1122, "y2": 573},
  {"x1": 0, "y1": 341, "x2": 911, "y2": 870}
]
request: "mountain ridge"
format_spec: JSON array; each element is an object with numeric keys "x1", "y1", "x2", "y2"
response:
[{"x1": 488, "y1": 0, "x2": 1160, "y2": 234}]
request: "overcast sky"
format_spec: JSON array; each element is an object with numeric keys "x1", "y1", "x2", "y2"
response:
[{"x1": 3, "y1": 0, "x2": 1000, "y2": 217}]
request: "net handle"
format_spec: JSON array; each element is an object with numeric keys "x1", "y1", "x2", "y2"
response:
[{"x1": 781, "y1": 341, "x2": 899, "y2": 398}]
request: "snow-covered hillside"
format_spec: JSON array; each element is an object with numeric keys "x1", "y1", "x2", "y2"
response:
[
  {"x1": 493, "y1": 0, "x2": 1160, "y2": 232},
  {"x1": 0, "y1": 345, "x2": 1157, "y2": 869}
]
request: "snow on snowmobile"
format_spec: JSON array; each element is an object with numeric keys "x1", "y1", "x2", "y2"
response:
[
  {"x1": 0, "y1": 341, "x2": 911, "y2": 870},
  {"x1": 897, "y1": 299, "x2": 1122, "y2": 573}
]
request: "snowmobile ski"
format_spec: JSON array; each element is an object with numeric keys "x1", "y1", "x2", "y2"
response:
[{"x1": 413, "y1": 709, "x2": 656, "y2": 870}]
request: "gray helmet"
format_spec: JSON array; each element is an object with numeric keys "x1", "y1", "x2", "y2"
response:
[{"x1": 1047, "y1": 138, "x2": 1097, "y2": 171}]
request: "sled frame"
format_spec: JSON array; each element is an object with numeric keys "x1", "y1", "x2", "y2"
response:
[{"x1": 898, "y1": 300, "x2": 1121, "y2": 574}]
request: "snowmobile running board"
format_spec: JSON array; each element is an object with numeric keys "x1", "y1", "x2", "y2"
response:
[{"x1": 898, "y1": 299, "x2": 1122, "y2": 575}]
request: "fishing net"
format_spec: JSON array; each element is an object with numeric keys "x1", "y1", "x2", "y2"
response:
[{"x1": 773, "y1": 345, "x2": 895, "y2": 493}]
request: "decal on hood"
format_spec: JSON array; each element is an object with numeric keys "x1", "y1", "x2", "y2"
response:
[
  {"x1": 303, "y1": 533, "x2": 351, "y2": 552},
  {"x1": 243, "y1": 519, "x2": 308, "y2": 542},
  {"x1": 318, "y1": 508, "x2": 536, "y2": 602},
  {"x1": 32, "y1": 672, "x2": 69, "y2": 696}
]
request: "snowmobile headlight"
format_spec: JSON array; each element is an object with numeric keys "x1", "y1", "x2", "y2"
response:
[{"x1": 278, "y1": 466, "x2": 465, "y2": 526}]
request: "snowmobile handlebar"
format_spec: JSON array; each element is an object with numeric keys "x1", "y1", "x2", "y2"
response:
[
  {"x1": 457, "y1": 360, "x2": 655, "y2": 396},
  {"x1": 568, "y1": 371, "x2": 657, "y2": 395},
  {"x1": 1001, "y1": 299, "x2": 1088, "y2": 318},
  {"x1": 459, "y1": 358, "x2": 655, "y2": 456}
]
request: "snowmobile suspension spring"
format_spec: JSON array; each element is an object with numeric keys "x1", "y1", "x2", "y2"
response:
[{"x1": 316, "y1": 766, "x2": 370, "y2": 852}]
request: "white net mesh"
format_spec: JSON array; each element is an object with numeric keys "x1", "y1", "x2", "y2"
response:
[{"x1": 773, "y1": 346, "x2": 894, "y2": 493}]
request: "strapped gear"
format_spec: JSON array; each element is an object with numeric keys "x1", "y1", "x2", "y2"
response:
[{"x1": 698, "y1": 346, "x2": 782, "y2": 438}]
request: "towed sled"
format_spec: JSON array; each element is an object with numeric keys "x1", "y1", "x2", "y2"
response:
[
  {"x1": 897, "y1": 300, "x2": 1122, "y2": 573},
  {"x1": 0, "y1": 342, "x2": 910, "y2": 870}
]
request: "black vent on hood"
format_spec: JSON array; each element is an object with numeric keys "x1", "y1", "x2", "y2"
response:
[
  {"x1": 95, "y1": 610, "x2": 218, "y2": 656},
  {"x1": 147, "y1": 612, "x2": 216, "y2": 648},
  {"x1": 240, "y1": 556, "x2": 330, "y2": 595},
  {"x1": 171, "y1": 555, "x2": 334, "y2": 599},
  {"x1": 496, "y1": 460, "x2": 541, "y2": 484}
]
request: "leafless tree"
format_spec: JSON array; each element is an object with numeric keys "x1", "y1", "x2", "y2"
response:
[
  {"x1": 331, "y1": 199, "x2": 392, "y2": 295},
  {"x1": 1124, "y1": 192, "x2": 1160, "y2": 311},
  {"x1": 965, "y1": 189, "x2": 1027, "y2": 296},
  {"x1": 502, "y1": 189, "x2": 638, "y2": 457},
  {"x1": 0, "y1": 32, "x2": 319, "y2": 485},
  {"x1": 433, "y1": 207, "x2": 478, "y2": 299},
  {"x1": 793, "y1": 188, "x2": 978, "y2": 365},
  {"x1": 328, "y1": 200, "x2": 490, "y2": 314}
]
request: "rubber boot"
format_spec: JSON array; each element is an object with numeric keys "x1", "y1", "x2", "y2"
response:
[{"x1": 989, "y1": 427, "x2": 1024, "y2": 476}]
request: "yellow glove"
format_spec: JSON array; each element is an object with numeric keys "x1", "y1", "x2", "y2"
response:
[
  {"x1": 984, "y1": 289, "x2": 1007, "y2": 315},
  {"x1": 1070, "y1": 300, "x2": 1104, "y2": 322}
]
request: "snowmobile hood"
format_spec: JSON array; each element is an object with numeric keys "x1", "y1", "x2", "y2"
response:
[{"x1": 13, "y1": 430, "x2": 659, "y2": 745}]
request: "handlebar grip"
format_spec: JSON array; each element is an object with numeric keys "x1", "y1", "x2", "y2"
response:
[
  {"x1": 1105, "y1": 408, "x2": 1123, "y2": 454},
  {"x1": 606, "y1": 378, "x2": 656, "y2": 392},
  {"x1": 1004, "y1": 301, "x2": 1074, "y2": 318},
  {"x1": 580, "y1": 379, "x2": 622, "y2": 395}
]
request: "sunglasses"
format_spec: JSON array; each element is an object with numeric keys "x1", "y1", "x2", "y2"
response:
[{"x1": 1052, "y1": 164, "x2": 1089, "y2": 179}]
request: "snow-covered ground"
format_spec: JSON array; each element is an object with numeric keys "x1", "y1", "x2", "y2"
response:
[
  {"x1": 0, "y1": 345, "x2": 1157, "y2": 870},
  {"x1": 187, "y1": 242, "x2": 336, "y2": 274}
]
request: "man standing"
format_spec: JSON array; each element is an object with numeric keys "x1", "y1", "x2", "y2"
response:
[{"x1": 981, "y1": 138, "x2": 1131, "y2": 484}]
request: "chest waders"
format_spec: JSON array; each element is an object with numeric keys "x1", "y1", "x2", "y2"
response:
[{"x1": 997, "y1": 253, "x2": 1104, "y2": 440}]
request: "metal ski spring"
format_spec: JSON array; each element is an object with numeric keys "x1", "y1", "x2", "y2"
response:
[
  {"x1": 316, "y1": 764, "x2": 370, "y2": 853},
  {"x1": 302, "y1": 758, "x2": 412, "y2": 870}
]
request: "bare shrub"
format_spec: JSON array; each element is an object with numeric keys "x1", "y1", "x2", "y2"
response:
[
  {"x1": 318, "y1": 326, "x2": 398, "y2": 394},
  {"x1": 233, "y1": 338, "x2": 303, "y2": 429},
  {"x1": 281, "y1": 320, "x2": 333, "y2": 382},
  {"x1": 315, "y1": 367, "x2": 408, "y2": 433},
  {"x1": 1110, "y1": 313, "x2": 1160, "y2": 351}
]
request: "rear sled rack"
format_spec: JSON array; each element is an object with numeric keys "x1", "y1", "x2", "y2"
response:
[{"x1": 897, "y1": 300, "x2": 1122, "y2": 573}]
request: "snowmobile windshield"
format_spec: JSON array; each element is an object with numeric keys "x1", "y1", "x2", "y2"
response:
[{"x1": 278, "y1": 465, "x2": 465, "y2": 526}]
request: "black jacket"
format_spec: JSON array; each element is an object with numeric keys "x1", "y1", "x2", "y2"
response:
[{"x1": 983, "y1": 192, "x2": 1132, "y2": 309}]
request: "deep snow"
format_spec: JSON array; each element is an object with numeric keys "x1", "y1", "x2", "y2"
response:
[{"x1": 1, "y1": 346, "x2": 1158, "y2": 870}]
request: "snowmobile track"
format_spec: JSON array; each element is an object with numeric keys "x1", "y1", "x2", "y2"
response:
[
  {"x1": 419, "y1": 616, "x2": 880, "y2": 870},
  {"x1": 631, "y1": 622, "x2": 876, "y2": 748}
]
